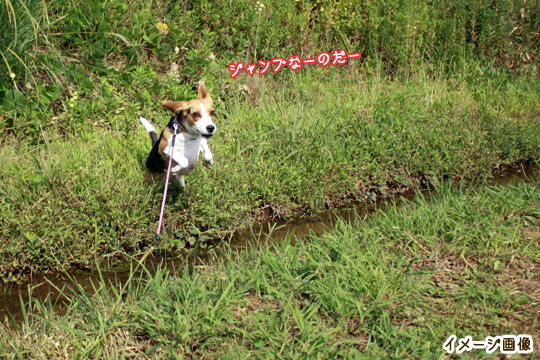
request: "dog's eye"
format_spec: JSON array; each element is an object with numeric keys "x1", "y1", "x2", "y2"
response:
[
  {"x1": 209, "y1": 110, "x2": 215, "y2": 116},
  {"x1": 193, "y1": 112, "x2": 200, "y2": 118}
]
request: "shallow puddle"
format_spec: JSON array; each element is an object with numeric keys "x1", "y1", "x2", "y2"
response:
[{"x1": 1, "y1": 165, "x2": 537, "y2": 325}]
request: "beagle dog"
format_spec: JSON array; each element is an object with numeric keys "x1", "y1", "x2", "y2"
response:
[{"x1": 139, "y1": 81, "x2": 216, "y2": 188}]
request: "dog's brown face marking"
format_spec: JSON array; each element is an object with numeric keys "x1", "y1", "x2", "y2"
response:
[
  {"x1": 181, "y1": 99, "x2": 214, "y2": 128},
  {"x1": 162, "y1": 81, "x2": 215, "y2": 130}
]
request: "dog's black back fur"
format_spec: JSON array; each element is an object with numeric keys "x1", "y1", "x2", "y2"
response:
[{"x1": 146, "y1": 115, "x2": 179, "y2": 173}]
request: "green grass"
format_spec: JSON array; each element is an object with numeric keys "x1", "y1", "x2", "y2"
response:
[
  {"x1": 3, "y1": 0, "x2": 539, "y2": 93},
  {"x1": 1, "y1": 178, "x2": 538, "y2": 358},
  {"x1": 1, "y1": 69, "x2": 539, "y2": 280},
  {"x1": 2, "y1": 0, "x2": 539, "y2": 137},
  {"x1": 1, "y1": 0, "x2": 539, "y2": 357},
  {"x1": 1, "y1": 0, "x2": 539, "y2": 279}
]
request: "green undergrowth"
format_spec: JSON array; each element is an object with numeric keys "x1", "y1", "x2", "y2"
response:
[
  {"x1": 1, "y1": 69, "x2": 539, "y2": 281},
  {"x1": 2, "y1": 0, "x2": 538, "y2": 99},
  {"x1": 1, "y1": 0, "x2": 540, "y2": 280},
  {"x1": 1, "y1": 178, "x2": 538, "y2": 358}
]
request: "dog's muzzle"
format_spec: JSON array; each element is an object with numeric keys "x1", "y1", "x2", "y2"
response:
[{"x1": 201, "y1": 124, "x2": 216, "y2": 138}]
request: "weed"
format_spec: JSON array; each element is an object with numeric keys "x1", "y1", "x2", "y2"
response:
[
  {"x1": 1, "y1": 68, "x2": 539, "y2": 279},
  {"x1": 1, "y1": 179, "x2": 538, "y2": 358}
]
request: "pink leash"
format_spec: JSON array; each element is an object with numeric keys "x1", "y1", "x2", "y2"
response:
[{"x1": 156, "y1": 123, "x2": 178, "y2": 242}]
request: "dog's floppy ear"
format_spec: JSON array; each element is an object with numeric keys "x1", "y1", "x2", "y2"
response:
[
  {"x1": 162, "y1": 100, "x2": 187, "y2": 113},
  {"x1": 197, "y1": 81, "x2": 212, "y2": 102}
]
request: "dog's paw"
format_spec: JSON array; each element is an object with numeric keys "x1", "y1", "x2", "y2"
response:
[
  {"x1": 202, "y1": 152, "x2": 213, "y2": 168},
  {"x1": 203, "y1": 158, "x2": 213, "y2": 169},
  {"x1": 173, "y1": 155, "x2": 189, "y2": 169}
]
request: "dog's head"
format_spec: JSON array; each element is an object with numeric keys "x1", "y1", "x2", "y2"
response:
[{"x1": 162, "y1": 81, "x2": 216, "y2": 138}]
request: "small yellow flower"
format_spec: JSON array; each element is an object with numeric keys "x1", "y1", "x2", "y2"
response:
[
  {"x1": 156, "y1": 22, "x2": 169, "y2": 35},
  {"x1": 9, "y1": 73, "x2": 15, "y2": 79}
]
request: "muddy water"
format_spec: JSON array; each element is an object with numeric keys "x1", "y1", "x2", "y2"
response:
[{"x1": 1, "y1": 165, "x2": 537, "y2": 325}]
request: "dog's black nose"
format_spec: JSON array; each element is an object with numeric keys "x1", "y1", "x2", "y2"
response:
[{"x1": 206, "y1": 125, "x2": 215, "y2": 133}]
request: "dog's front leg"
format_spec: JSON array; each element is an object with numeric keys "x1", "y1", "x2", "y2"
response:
[
  {"x1": 199, "y1": 138, "x2": 213, "y2": 168},
  {"x1": 170, "y1": 151, "x2": 188, "y2": 188},
  {"x1": 164, "y1": 143, "x2": 189, "y2": 170}
]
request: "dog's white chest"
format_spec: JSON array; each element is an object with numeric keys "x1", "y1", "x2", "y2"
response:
[{"x1": 169, "y1": 133, "x2": 201, "y2": 176}]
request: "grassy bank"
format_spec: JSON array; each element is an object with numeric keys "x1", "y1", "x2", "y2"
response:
[
  {"x1": 2, "y1": 0, "x2": 538, "y2": 94},
  {"x1": 1, "y1": 178, "x2": 538, "y2": 358},
  {"x1": 1, "y1": 1, "x2": 539, "y2": 356},
  {"x1": 1, "y1": 69, "x2": 539, "y2": 280},
  {"x1": 1, "y1": 0, "x2": 540, "y2": 279}
]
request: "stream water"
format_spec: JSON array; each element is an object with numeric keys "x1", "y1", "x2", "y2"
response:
[{"x1": 1, "y1": 165, "x2": 537, "y2": 325}]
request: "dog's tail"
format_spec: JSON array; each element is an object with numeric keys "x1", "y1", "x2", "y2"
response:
[{"x1": 139, "y1": 117, "x2": 158, "y2": 146}]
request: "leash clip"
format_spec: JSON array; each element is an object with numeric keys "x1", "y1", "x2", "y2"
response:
[{"x1": 171, "y1": 123, "x2": 179, "y2": 147}]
